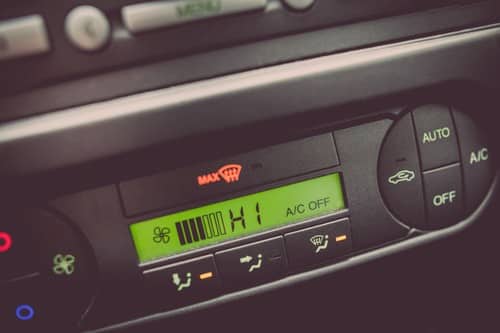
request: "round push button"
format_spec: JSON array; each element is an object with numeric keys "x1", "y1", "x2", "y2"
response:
[
  {"x1": 65, "y1": 6, "x2": 111, "y2": 52},
  {"x1": 282, "y1": 0, "x2": 315, "y2": 11}
]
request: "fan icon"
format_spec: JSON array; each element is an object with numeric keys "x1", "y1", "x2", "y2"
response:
[
  {"x1": 53, "y1": 254, "x2": 76, "y2": 276},
  {"x1": 153, "y1": 227, "x2": 170, "y2": 244}
]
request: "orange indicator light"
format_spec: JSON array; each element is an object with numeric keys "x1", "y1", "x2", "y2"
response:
[
  {"x1": 335, "y1": 235, "x2": 347, "y2": 242},
  {"x1": 199, "y1": 272, "x2": 214, "y2": 280}
]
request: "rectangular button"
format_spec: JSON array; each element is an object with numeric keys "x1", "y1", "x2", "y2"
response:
[
  {"x1": 378, "y1": 113, "x2": 425, "y2": 229},
  {"x1": 423, "y1": 164, "x2": 464, "y2": 229},
  {"x1": 413, "y1": 105, "x2": 460, "y2": 171},
  {"x1": 452, "y1": 110, "x2": 494, "y2": 214},
  {"x1": 284, "y1": 218, "x2": 352, "y2": 270},
  {"x1": 143, "y1": 255, "x2": 221, "y2": 308},
  {"x1": 119, "y1": 133, "x2": 339, "y2": 216},
  {"x1": 0, "y1": 15, "x2": 50, "y2": 61},
  {"x1": 215, "y1": 237, "x2": 286, "y2": 290},
  {"x1": 123, "y1": 0, "x2": 268, "y2": 33}
]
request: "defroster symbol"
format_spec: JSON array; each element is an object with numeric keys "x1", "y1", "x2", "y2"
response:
[{"x1": 218, "y1": 164, "x2": 242, "y2": 183}]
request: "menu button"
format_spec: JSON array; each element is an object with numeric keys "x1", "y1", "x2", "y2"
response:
[{"x1": 123, "y1": 0, "x2": 267, "y2": 34}]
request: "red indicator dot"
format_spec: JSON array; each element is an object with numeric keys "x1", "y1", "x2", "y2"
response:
[{"x1": 0, "y1": 232, "x2": 13, "y2": 253}]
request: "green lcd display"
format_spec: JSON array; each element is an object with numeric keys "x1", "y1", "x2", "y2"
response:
[{"x1": 130, "y1": 173, "x2": 345, "y2": 263}]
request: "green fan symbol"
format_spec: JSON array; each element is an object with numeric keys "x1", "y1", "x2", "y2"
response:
[
  {"x1": 153, "y1": 227, "x2": 170, "y2": 244},
  {"x1": 53, "y1": 254, "x2": 76, "y2": 276}
]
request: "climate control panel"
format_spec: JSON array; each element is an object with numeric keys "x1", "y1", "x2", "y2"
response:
[{"x1": 0, "y1": 105, "x2": 495, "y2": 332}]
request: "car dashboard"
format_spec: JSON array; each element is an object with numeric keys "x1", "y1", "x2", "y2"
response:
[{"x1": 1, "y1": 1, "x2": 500, "y2": 332}]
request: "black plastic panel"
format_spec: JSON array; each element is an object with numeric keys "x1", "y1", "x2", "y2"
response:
[
  {"x1": 1, "y1": 1, "x2": 499, "y2": 121},
  {"x1": 335, "y1": 120, "x2": 409, "y2": 249},
  {"x1": 0, "y1": 0, "x2": 491, "y2": 99},
  {"x1": 119, "y1": 133, "x2": 338, "y2": 216},
  {"x1": 0, "y1": 24, "x2": 500, "y2": 191}
]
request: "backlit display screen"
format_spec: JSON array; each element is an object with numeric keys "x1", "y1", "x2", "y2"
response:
[{"x1": 130, "y1": 173, "x2": 345, "y2": 263}]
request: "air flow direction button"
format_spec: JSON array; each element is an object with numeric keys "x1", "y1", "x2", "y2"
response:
[
  {"x1": 215, "y1": 237, "x2": 286, "y2": 290},
  {"x1": 143, "y1": 255, "x2": 221, "y2": 308},
  {"x1": 284, "y1": 218, "x2": 352, "y2": 270}
]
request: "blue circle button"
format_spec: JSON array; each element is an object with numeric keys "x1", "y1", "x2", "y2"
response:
[{"x1": 16, "y1": 304, "x2": 35, "y2": 321}]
